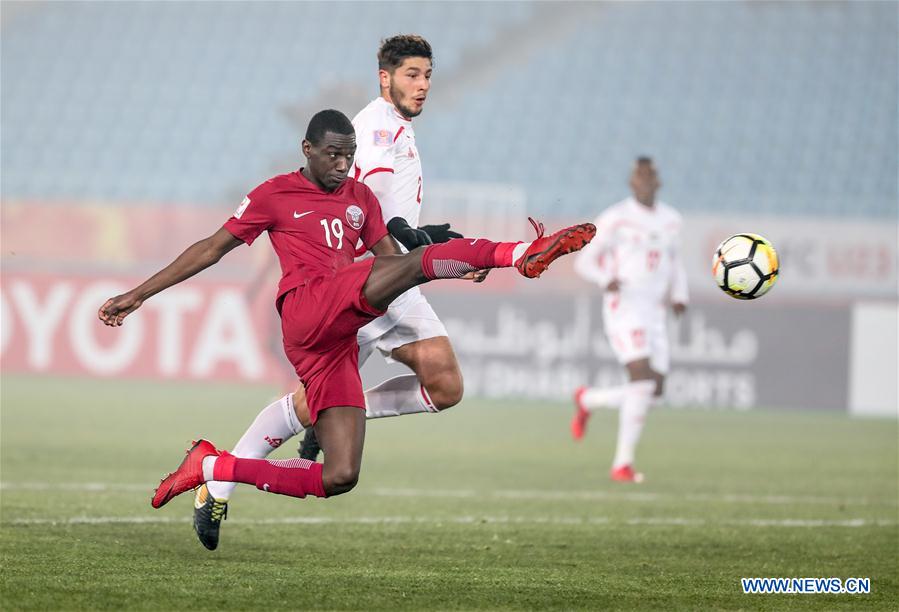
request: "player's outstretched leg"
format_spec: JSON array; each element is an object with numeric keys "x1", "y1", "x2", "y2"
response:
[
  {"x1": 207, "y1": 451, "x2": 327, "y2": 499},
  {"x1": 418, "y1": 218, "x2": 596, "y2": 282},
  {"x1": 152, "y1": 410, "x2": 366, "y2": 510},
  {"x1": 298, "y1": 220, "x2": 594, "y2": 461},
  {"x1": 151, "y1": 440, "x2": 328, "y2": 509},
  {"x1": 571, "y1": 385, "x2": 628, "y2": 440},
  {"x1": 362, "y1": 218, "x2": 595, "y2": 311}
]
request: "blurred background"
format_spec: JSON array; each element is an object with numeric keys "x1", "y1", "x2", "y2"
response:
[
  {"x1": 2, "y1": 0, "x2": 897, "y2": 416},
  {"x1": 2, "y1": 3, "x2": 897, "y2": 607}
]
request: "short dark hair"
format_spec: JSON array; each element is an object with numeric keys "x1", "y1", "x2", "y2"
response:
[
  {"x1": 305, "y1": 109, "x2": 354, "y2": 145},
  {"x1": 636, "y1": 156, "x2": 654, "y2": 165},
  {"x1": 378, "y1": 34, "x2": 433, "y2": 72}
]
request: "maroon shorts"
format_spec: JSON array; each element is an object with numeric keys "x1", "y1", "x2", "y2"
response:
[{"x1": 279, "y1": 258, "x2": 384, "y2": 424}]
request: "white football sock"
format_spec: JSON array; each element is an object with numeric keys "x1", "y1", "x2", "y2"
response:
[
  {"x1": 206, "y1": 394, "x2": 304, "y2": 500},
  {"x1": 612, "y1": 380, "x2": 656, "y2": 469},
  {"x1": 202, "y1": 456, "x2": 216, "y2": 482},
  {"x1": 511, "y1": 242, "x2": 531, "y2": 264},
  {"x1": 364, "y1": 374, "x2": 438, "y2": 419},
  {"x1": 580, "y1": 385, "x2": 626, "y2": 411}
]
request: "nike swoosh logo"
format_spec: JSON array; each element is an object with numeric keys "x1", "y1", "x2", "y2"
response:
[
  {"x1": 293, "y1": 211, "x2": 313, "y2": 219},
  {"x1": 263, "y1": 483, "x2": 270, "y2": 492}
]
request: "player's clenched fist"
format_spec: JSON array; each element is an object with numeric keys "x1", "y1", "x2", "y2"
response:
[{"x1": 98, "y1": 292, "x2": 142, "y2": 327}]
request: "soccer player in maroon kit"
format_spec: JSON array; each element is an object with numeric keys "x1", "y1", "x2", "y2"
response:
[{"x1": 98, "y1": 109, "x2": 595, "y2": 508}]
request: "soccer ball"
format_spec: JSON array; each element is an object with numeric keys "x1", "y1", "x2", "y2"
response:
[{"x1": 712, "y1": 233, "x2": 779, "y2": 299}]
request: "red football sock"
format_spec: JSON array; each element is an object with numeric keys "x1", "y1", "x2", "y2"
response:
[
  {"x1": 214, "y1": 453, "x2": 326, "y2": 499},
  {"x1": 420, "y1": 238, "x2": 521, "y2": 280}
]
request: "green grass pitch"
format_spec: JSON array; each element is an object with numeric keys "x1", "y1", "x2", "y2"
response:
[{"x1": 1, "y1": 375, "x2": 897, "y2": 610}]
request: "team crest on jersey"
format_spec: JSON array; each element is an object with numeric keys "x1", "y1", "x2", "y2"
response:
[
  {"x1": 346, "y1": 205, "x2": 365, "y2": 229},
  {"x1": 373, "y1": 129, "x2": 393, "y2": 147}
]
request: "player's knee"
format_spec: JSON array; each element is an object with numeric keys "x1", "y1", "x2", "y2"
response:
[
  {"x1": 428, "y1": 371, "x2": 464, "y2": 410},
  {"x1": 323, "y1": 464, "x2": 360, "y2": 496}
]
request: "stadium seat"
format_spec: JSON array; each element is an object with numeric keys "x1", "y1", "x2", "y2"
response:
[{"x1": 1, "y1": 1, "x2": 894, "y2": 218}]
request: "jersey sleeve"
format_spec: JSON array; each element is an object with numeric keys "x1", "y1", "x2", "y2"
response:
[
  {"x1": 352, "y1": 122, "x2": 400, "y2": 221},
  {"x1": 222, "y1": 185, "x2": 274, "y2": 246},
  {"x1": 574, "y1": 211, "x2": 616, "y2": 287},
  {"x1": 359, "y1": 186, "x2": 389, "y2": 248}
]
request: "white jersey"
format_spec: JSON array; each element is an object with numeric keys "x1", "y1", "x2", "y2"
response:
[
  {"x1": 574, "y1": 197, "x2": 689, "y2": 305},
  {"x1": 351, "y1": 97, "x2": 423, "y2": 229},
  {"x1": 350, "y1": 98, "x2": 448, "y2": 358}
]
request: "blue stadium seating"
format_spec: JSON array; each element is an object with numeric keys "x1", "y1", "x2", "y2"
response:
[{"x1": 1, "y1": 1, "x2": 895, "y2": 217}]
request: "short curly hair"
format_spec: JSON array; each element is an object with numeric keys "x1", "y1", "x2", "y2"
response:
[
  {"x1": 305, "y1": 109, "x2": 354, "y2": 145},
  {"x1": 378, "y1": 35, "x2": 433, "y2": 72}
]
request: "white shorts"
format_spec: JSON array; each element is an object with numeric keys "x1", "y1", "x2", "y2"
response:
[
  {"x1": 357, "y1": 286, "x2": 448, "y2": 365},
  {"x1": 602, "y1": 294, "x2": 670, "y2": 374}
]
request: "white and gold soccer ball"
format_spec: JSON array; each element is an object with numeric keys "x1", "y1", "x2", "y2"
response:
[{"x1": 712, "y1": 233, "x2": 779, "y2": 299}]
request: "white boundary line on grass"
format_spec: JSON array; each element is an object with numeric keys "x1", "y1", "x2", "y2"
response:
[
  {"x1": 4, "y1": 482, "x2": 894, "y2": 507},
  {"x1": 374, "y1": 487, "x2": 899, "y2": 507},
  {"x1": 1, "y1": 482, "x2": 150, "y2": 492},
  {"x1": 5, "y1": 515, "x2": 897, "y2": 528}
]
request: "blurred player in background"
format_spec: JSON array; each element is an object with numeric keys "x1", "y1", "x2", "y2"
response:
[
  {"x1": 192, "y1": 35, "x2": 484, "y2": 550},
  {"x1": 571, "y1": 157, "x2": 688, "y2": 483},
  {"x1": 98, "y1": 108, "x2": 595, "y2": 533}
]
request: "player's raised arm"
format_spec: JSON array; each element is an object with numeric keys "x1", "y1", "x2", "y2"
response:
[{"x1": 98, "y1": 227, "x2": 244, "y2": 327}]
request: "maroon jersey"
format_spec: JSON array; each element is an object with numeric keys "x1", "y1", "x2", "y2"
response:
[{"x1": 223, "y1": 170, "x2": 389, "y2": 301}]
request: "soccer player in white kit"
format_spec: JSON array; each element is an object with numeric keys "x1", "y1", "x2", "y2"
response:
[
  {"x1": 192, "y1": 35, "x2": 476, "y2": 549},
  {"x1": 294, "y1": 34, "x2": 483, "y2": 458},
  {"x1": 571, "y1": 157, "x2": 688, "y2": 483}
]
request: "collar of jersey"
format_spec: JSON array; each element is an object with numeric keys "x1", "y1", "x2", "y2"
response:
[
  {"x1": 628, "y1": 196, "x2": 658, "y2": 214},
  {"x1": 375, "y1": 96, "x2": 412, "y2": 123}
]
